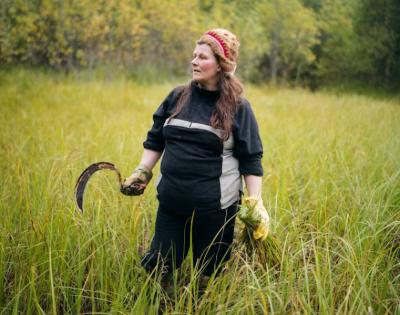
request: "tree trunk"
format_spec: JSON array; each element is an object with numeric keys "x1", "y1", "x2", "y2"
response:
[
  {"x1": 270, "y1": 29, "x2": 279, "y2": 86},
  {"x1": 296, "y1": 62, "x2": 303, "y2": 86}
]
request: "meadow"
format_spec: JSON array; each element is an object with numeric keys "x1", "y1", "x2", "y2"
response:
[{"x1": 1, "y1": 69, "x2": 399, "y2": 314}]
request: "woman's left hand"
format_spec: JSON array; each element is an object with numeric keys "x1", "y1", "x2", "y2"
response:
[{"x1": 243, "y1": 196, "x2": 270, "y2": 241}]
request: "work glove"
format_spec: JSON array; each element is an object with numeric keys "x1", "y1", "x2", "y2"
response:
[
  {"x1": 120, "y1": 164, "x2": 153, "y2": 196},
  {"x1": 242, "y1": 196, "x2": 270, "y2": 241}
]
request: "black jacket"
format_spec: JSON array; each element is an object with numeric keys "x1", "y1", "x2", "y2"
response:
[{"x1": 143, "y1": 81, "x2": 263, "y2": 211}]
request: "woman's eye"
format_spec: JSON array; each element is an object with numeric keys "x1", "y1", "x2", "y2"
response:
[{"x1": 193, "y1": 54, "x2": 206, "y2": 59}]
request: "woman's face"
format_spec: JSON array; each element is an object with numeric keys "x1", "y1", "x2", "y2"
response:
[{"x1": 191, "y1": 44, "x2": 221, "y2": 89}]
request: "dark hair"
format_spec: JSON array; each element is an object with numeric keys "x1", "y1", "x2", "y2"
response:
[{"x1": 168, "y1": 51, "x2": 244, "y2": 142}]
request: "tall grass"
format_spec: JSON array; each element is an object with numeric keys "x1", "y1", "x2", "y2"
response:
[{"x1": 1, "y1": 69, "x2": 399, "y2": 314}]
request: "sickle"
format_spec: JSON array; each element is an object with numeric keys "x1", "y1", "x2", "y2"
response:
[{"x1": 74, "y1": 162, "x2": 122, "y2": 212}]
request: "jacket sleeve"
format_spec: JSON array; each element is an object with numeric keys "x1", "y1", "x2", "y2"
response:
[
  {"x1": 233, "y1": 98, "x2": 264, "y2": 176},
  {"x1": 142, "y1": 88, "x2": 179, "y2": 152}
]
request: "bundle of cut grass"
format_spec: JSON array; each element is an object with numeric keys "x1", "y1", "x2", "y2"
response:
[{"x1": 237, "y1": 197, "x2": 282, "y2": 268}]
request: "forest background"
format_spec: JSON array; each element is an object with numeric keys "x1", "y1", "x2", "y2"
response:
[{"x1": 1, "y1": 0, "x2": 400, "y2": 90}]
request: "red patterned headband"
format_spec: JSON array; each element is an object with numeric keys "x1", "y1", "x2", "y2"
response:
[{"x1": 205, "y1": 31, "x2": 229, "y2": 58}]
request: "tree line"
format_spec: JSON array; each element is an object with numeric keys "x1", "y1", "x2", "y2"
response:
[{"x1": 1, "y1": 0, "x2": 399, "y2": 89}]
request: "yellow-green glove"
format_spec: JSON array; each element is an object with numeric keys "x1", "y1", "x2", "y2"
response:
[
  {"x1": 242, "y1": 196, "x2": 270, "y2": 241},
  {"x1": 120, "y1": 164, "x2": 153, "y2": 196}
]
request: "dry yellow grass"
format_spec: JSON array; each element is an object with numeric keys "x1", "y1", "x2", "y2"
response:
[{"x1": 1, "y1": 69, "x2": 399, "y2": 314}]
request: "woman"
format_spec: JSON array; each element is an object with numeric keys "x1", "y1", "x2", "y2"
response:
[{"x1": 121, "y1": 28, "x2": 269, "y2": 293}]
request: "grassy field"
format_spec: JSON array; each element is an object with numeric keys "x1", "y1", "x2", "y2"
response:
[{"x1": 1, "y1": 69, "x2": 399, "y2": 314}]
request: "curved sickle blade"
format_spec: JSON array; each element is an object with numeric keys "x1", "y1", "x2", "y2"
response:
[{"x1": 74, "y1": 162, "x2": 122, "y2": 212}]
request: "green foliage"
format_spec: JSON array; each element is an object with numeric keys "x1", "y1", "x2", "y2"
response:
[
  {"x1": 0, "y1": 0, "x2": 399, "y2": 87},
  {"x1": 317, "y1": 0, "x2": 400, "y2": 88},
  {"x1": 256, "y1": 0, "x2": 319, "y2": 85},
  {"x1": 353, "y1": 0, "x2": 400, "y2": 87},
  {"x1": 317, "y1": 0, "x2": 360, "y2": 83}
]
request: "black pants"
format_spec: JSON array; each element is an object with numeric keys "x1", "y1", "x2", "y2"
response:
[{"x1": 141, "y1": 201, "x2": 239, "y2": 277}]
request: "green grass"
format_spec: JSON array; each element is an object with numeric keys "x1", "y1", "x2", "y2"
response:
[{"x1": 1, "y1": 69, "x2": 399, "y2": 314}]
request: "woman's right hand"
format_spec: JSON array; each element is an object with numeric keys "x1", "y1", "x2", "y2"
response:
[{"x1": 120, "y1": 164, "x2": 153, "y2": 196}]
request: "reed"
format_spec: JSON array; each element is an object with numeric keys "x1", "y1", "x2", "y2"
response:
[{"x1": 1, "y1": 69, "x2": 399, "y2": 314}]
